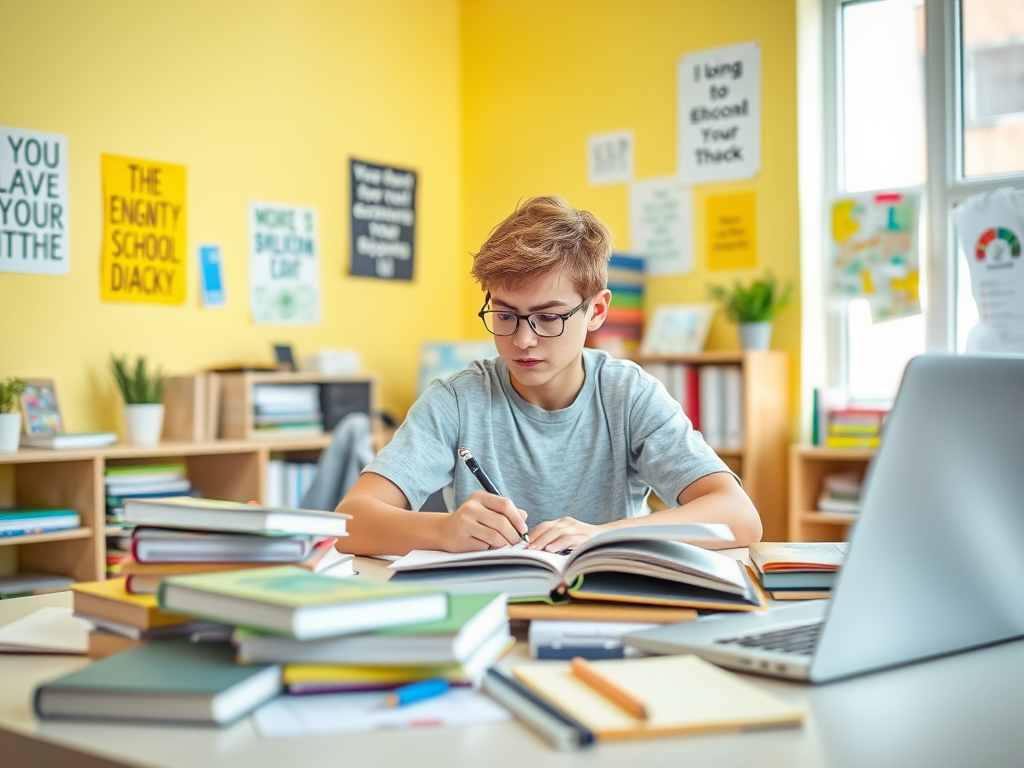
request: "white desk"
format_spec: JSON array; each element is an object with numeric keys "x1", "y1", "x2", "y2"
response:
[{"x1": 3, "y1": 571, "x2": 1024, "y2": 768}]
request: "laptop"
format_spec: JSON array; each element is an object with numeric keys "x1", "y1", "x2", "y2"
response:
[{"x1": 625, "y1": 354, "x2": 1024, "y2": 683}]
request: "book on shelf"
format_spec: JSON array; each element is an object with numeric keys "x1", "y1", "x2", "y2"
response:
[
  {"x1": 122, "y1": 496, "x2": 350, "y2": 537},
  {"x1": 816, "y1": 470, "x2": 863, "y2": 514},
  {"x1": 131, "y1": 527, "x2": 323, "y2": 563},
  {"x1": 158, "y1": 565, "x2": 449, "y2": 640},
  {"x1": 0, "y1": 508, "x2": 80, "y2": 537},
  {"x1": 20, "y1": 432, "x2": 117, "y2": 449},
  {"x1": 71, "y1": 578, "x2": 196, "y2": 631},
  {"x1": 0, "y1": 571, "x2": 75, "y2": 599},
  {"x1": 388, "y1": 524, "x2": 765, "y2": 611},
  {"x1": 234, "y1": 592, "x2": 507, "y2": 666},
  {"x1": 512, "y1": 655, "x2": 803, "y2": 741},
  {"x1": 34, "y1": 640, "x2": 281, "y2": 725},
  {"x1": 282, "y1": 626, "x2": 514, "y2": 693}
]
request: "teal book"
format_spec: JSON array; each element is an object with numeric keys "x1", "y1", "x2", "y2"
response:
[
  {"x1": 0, "y1": 508, "x2": 80, "y2": 537},
  {"x1": 159, "y1": 565, "x2": 449, "y2": 640},
  {"x1": 234, "y1": 592, "x2": 507, "y2": 665},
  {"x1": 34, "y1": 640, "x2": 281, "y2": 725}
]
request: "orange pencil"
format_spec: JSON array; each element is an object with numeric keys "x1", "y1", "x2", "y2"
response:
[{"x1": 570, "y1": 657, "x2": 649, "y2": 720}]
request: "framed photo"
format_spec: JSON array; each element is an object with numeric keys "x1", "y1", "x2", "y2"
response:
[
  {"x1": 20, "y1": 378, "x2": 63, "y2": 436},
  {"x1": 640, "y1": 304, "x2": 714, "y2": 355},
  {"x1": 273, "y1": 344, "x2": 296, "y2": 372}
]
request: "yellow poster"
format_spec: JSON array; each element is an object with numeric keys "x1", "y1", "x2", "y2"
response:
[
  {"x1": 101, "y1": 154, "x2": 186, "y2": 304},
  {"x1": 706, "y1": 191, "x2": 756, "y2": 270}
]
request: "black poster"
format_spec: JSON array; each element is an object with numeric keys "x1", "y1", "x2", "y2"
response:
[{"x1": 349, "y1": 158, "x2": 416, "y2": 281}]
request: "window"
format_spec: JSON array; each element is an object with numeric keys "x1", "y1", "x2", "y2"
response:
[{"x1": 824, "y1": 0, "x2": 1024, "y2": 400}]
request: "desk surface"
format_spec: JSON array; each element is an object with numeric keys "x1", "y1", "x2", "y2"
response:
[{"x1": 2, "y1": 561, "x2": 1023, "y2": 768}]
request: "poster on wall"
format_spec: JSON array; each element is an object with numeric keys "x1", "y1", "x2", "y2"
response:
[
  {"x1": 588, "y1": 130, "x2": 634, "y2": 186},
  {"x1": 249, "y1": 202, "x2": 321, "y2": 325},
  {"x1": 678, "y1": 40, "x2": 761, "y2": 185},
  {"x1": 198, "y1": 244, "x2": 226, "y2": 308},
  {"x1": 101, "y1": 154, "x2": 187, "y2": 304},
  {"x1": 628, "y1": 177, "x2": 694, "y2": 275},
  {"x1": 0, "y1": 126, "x2": 69, "y2": 275},
  {"x1": 349, "y1": 158, "x2": 416, "y2": 281},
  {"x1": 706, "y1": 191, "x2": 757, "y2": 270},
  {"x1": 953, "y1": 188, "x2": 1024, "y2": 354},
  {"x1": 830, "y1": 191, "x2": 921, "y2": 322}
]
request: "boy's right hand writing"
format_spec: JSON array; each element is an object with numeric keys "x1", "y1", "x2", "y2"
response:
[{"x1": 440, "y1": 490, "x2": 528, "y2": 552}]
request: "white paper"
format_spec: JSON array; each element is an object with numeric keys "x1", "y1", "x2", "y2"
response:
[
  {"x1": 954, "y1": 188, "x2": 1024, "y2": 354},
  {"x1": 0, "y1": 125, "x2": 70, "y2": 275},
  {"x1": 628, "y1": 177, "x2": 694, "y2": 276},
  {"x1": 678, "y1": 41, "x2": 761, "y2": 184},
  {"x1": 0, "y1": 607, "x2": 91, "y2": 654},
  {"x1": 249, "y1": 202, "x2": 321, "y2": 325},
  {"x1": 253, "y1": 688, "x2": 510, "y2": 738},
  {"x1": 587, "y1": 130, "x2": 634, "y2": 186}
]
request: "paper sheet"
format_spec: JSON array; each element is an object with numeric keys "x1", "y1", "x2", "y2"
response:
[
  {"x1": 0, "y1": 607, "x2": 91, "y2": 654},
  {"x1": 253, "y1": 688, "x2": 510, "y2": 738}
]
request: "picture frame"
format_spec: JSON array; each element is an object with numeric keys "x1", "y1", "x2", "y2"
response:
[
  {"x1": 640, "y1": 304, "x2": 715, "y2": 355},
  {"x1": 273, "y1": 344, "x2": 296, "y2": 372},
  {"x1": 20, "y1": 378, "x2": 63, "y2": 436}
]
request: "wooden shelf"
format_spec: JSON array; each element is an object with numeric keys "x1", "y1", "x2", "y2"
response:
[
  {"x1": 0, "y1": 527, "x2": 93, "y2": 547},
  {"x1": 789, "y1": 444, "x2": 876, "y2": 542},
  {"x1": 631, "y1": 351, "x2": 747, "y2": 365}
]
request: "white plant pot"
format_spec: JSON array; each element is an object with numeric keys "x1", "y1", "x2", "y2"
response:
[
  {"x1": 738, "y1": 321, "x2": 773, "y2": 351},
  {"x1": 0, "y1": 412, "x2": 21, "y2": 452},
  {"x1": 124, "y1": 403, "x2": 164, "y2": 446}
]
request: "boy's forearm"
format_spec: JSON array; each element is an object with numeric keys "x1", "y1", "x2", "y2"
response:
[
  {"x1": 335, "y1": 497, "x2": 447, "y2": 556},
  {"x1": 606, "y1": 489, "x2": 763, "y2": 548}
]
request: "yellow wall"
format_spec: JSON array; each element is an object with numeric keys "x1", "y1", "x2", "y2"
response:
[
  {"x1": 0, "y1": 0, "x2": 464, "y2": 432},
  {"x1": 0, "y1": 0, "x2": 801, "y2": 435},
  {"x1": 461, "y1": 0, "x2": 801, "y2": 424}
]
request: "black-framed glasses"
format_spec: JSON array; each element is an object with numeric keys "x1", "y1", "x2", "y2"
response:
[{"x1": 477, "y1": 292, "x2": 590, "y2": 338}]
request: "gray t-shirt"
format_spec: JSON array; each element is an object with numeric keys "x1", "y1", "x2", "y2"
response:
[{"x1": 365, "y1": 348, "x2": 734, "y2": 525}]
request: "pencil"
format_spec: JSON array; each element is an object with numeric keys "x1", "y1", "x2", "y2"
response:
[{"x1": 570, "y1": 657, "x2": 649, "y2": 720}]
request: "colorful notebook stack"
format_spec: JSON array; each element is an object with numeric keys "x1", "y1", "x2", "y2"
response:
[
  {"x1": 587, "y1": 253, "x2": 644, "y2": 355},
  {"x1": 105, "y1": 463, "x2": 197, "y2": 576},
  {"x1": 748, "y1": 542, "x2": 848, "y2": 600},
  {"x1": 0, "y1": 507, "x2": 80, "y2": 538},
  {"x1": 824, "y1": 407, "x2": 888, "y2": 448},
  {"x1": 252, "y1": 384, "x2": 324, "y2": 438},
  {"x1": 118, "y1": 496, "x2": 354, "y2": 595},
  {"x1": 817, "y1": 470, "x2": 863, "y2": 515}
]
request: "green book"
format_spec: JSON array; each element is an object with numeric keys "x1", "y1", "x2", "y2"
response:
[
  {"x1": 104, "y1": 463, "x2": 186, "y2": 476},
  {"x1": 34, "y1": 640, "x2": 281, "y2": 725},
  {"x1": 234, "y1": 592, "x2": 507, "y2": 665},
  {"x1": 0, "y1": 508, "x2": 77, "y2": 520},
  {"x1": 159, "y1": 566, "x2": 449, "y2": 640}
]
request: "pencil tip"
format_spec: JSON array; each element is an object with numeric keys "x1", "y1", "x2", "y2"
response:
[{"x1": 458, "y1": 448, "x2": 471, "y2": 458}]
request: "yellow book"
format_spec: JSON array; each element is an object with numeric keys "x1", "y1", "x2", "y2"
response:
[
  {"x1": 70, "y1": 579, "x2": 192, "y2": 630},
  {"x1": 513, "y1": 655, "x2": 803, "y2": 741}
]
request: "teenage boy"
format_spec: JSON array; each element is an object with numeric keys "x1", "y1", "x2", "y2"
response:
[{"x1": 336, "y1": 195, "x2": 762, "y2": 554}]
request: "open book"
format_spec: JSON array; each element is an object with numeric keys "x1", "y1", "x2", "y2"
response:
[{"x1": 388, "y1": 525, "x2": 765, "y2": 611}]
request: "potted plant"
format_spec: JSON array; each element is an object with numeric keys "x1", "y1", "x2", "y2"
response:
[
  {"x1": 708, "y1": 273, "x2": 793, "y2": 351},
  {"x1": 0, "y1": 378, "x2": 26, "y2": 452},
  {"x1": 111, "y1": 354, "x2": 166, "y2": 446}
]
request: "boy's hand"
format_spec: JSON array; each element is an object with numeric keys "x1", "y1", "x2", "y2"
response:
[
  {"x1": 440, "y1": 491, "x2": 529, "y2": 552},
  {"x1": 526, "y1": 517, "x2": 602, "y2": 553}
]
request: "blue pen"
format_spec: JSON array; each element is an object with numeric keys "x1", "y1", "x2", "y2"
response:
[{"x1": 382, "y1": 678, "x2": 450, "y2": 708}]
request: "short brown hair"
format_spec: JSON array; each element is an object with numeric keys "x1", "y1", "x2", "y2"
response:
[{"x1": 471, "y1": 196, "x2": 614, "y2": 297}]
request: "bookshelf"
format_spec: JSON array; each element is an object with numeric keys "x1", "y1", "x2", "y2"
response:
[
  {"x1": 630, "y1": 351, "x2": 790, "y2": 540},
  {"x1": 788, "y1": 444, "x2": 876, "y2": 542}
]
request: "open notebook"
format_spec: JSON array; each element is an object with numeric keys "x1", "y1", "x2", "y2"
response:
[{"x1": 389, "y1": 525, "x2": 765, "y2": 611}]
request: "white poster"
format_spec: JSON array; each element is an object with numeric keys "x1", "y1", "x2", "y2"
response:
[
  {"x1": 628, "y1": 177, "x2": 694, "y2": 276},
  {"x1": 678, "y1": 41, "x2": 761, "y2": 184},
  {"x1": 954, "y1": 188, "x2": 1024, "y2": 354},
  {"x1": 249, "y1": 202, "x2": 320, "y2": 325},
  {"x1": 587, "y1": 130, "x2": 634, "y2": 186},
  {"x1": 0, "y1": 126, "x2": 69, "y2": 275}
]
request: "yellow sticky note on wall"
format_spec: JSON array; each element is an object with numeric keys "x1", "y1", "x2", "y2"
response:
[
  {"x1": 706, "y1": 192, "x2": 756, "y2": 271},
  {"x1": 100, "y1": 154, "x2": 187, "y2": 304}
]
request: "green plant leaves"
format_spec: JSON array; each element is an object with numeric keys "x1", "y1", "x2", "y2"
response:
[
  {"x1": 110, "y1": 355, "x2": 165, "y2": 405},
  {"x1": 707, "y1": 273, "x2": 792, "y2": 323},
  {"x1": 0, "y1": 378, "x2": 26, "y2": 414}
]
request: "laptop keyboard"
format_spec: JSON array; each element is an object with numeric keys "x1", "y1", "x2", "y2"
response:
[{"x1": 715, "y1": 622, "x2": 823, "y2": 656}]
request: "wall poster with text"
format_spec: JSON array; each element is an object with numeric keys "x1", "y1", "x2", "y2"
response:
[
  {"x1": 349, "y1": 158, "x2": 416, "y2": 281},
  {"x1": 249, "y1": 202, "x2": 321, "y2": 325}
]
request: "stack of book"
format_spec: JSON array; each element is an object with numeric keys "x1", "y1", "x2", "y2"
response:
[
  {"x1": 817, "y1": 470, "x2": 863, "y2": 515},
  {"x1": 118, "y1": 497, "x2": 354, "y2": 595},
  {"x1": 0, "y1": 507, "x2": 80, "y2": 538},
  {"x1": 265, "y1": 458, "x2": 319, "y2": 508},
  {"x1": 252, "y1": 384, "x2": 324, "y2": 438},
  {"x1": 824, "y1": 407, "x2": 888, "y2": 448},
  {"x1": 748, "y1": 542, "x2": 847, "y2": 600},
  {"x1": 105, "y1": 463, "x2": 197, "y2": 576},
  {"x1": 587, "y1": 253, "x2": 644, "y2": 355}
]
